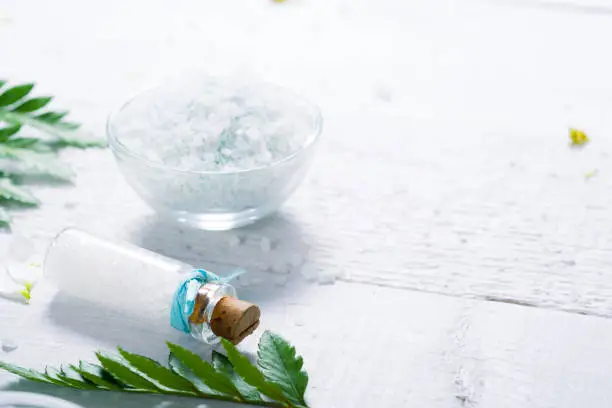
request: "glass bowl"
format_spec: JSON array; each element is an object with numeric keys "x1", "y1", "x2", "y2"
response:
[{"x1": 107, "y1": 76, "x2": 322, "y2": 230}]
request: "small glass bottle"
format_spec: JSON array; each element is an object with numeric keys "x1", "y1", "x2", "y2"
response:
[{"x1": 43, "y1": 228, "x2": 260, "y2": 344}]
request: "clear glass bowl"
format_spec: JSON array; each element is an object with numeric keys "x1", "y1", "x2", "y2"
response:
[{"x1": 107, "y1": 77, "x2": 322, "y2": 230}]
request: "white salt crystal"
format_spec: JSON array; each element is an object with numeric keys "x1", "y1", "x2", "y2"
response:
[
  {"x1": 317, "y1": 270, "x2": 336, "y2": 285},
  {"x1": 299, "y1": 264, "x2": 317, "y2": 282},
  {"x1": 268, "y1": 259, "x2": 290, "y2": 275},
  {"x1": 374, "y1": 84, "x2": 393, "y2": 102},
  {"x1": 288, "y1": 253, "x2": 304, "y2": 267},
  {"x1": 272, "y1": 275, "x2": 288, "y2": 287},
  {"x1": 260, "y1": 237, "x2": 273, "y2": 253},
  {"x1": 228, "y1": 235, "x2": 242, "y2": 248},
  {"x1": 250, "y1": 276, "x2": 264, "y2": 286},
  {"x1": 1, "y1": 338, "x2": 18, "y2": 352}
]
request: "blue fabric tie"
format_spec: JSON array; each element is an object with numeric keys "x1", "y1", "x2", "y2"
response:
[{"x1": 170, "y1": 268, "x2": 244, "y2": 333}]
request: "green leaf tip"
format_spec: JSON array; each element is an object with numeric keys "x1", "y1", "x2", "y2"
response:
[
  {"x1": 257, "y1": 331, "x2": 308, "y2": 407},
  {"x1": 222, "y1": 339, "x2": 289, "y2": 405},
  {"x1": 95, "y1": 352, "x2": 159, "y2": 391},
  {"x1": 0, "y1": 84, "x2": 34, "y2": 107},
  {"x1": 117, "y1": 347, "x2": 195, "y2": 393}
]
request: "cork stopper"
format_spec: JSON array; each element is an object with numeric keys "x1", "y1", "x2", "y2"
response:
[
  {"x1": 189, "y1": 286, "x2": 261, "y2": 344},
  {"x1": 210, "y1": 297, "x2": 261, "y2": 344}
]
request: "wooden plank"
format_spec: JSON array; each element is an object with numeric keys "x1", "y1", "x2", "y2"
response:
[{"x1": 2, "y1": 282, "x2": 612, "y2": 407}]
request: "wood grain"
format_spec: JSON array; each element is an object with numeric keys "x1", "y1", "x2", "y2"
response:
[{"x1": 2, "y1": 0, "x2": 612, "y2": 406}]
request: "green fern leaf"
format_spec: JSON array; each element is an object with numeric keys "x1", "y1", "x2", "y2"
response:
[
  {"x1": 0, "y1": 84, "x2": 34, "y2": 106},
  {"x1": 166, "y1": 342, "x2": 242, "y2": 398},
  {"x1": 0, "y1": 125, "x2": 21, "y2": 142},
  {"x1": 118, "y1": 347, "x2": 196, "y2": 393},
  {"x1": 221, "y1": 339, "x2": 290, "y2": 405},
  {"x1": 96, "y1": 353, "x2": 159, "y2": 391},
  {"x1": 257, "y1": 331, "x2": 308, "y2": 406},
  {"x1": 0, "y1": 336, "x2": 307, "y2": 408},
  {"x1": 213, "y1": 351, "x2": 263, "y2": 401},
  {"x1": 168, "y1": 352, "x2": 223, "y2": 396},
  {"x1": 0, "y1": 177, "x2": 39, "y2": 205},
  {"x1": 0, "y1": 361, "x2": 51, "y2": 384},
  {"x1": 14, "y1": 97, "x2": 53, "y2": 113},
  {"x1": 0, "y1": 206, "x2": 11, "y2": 227}
]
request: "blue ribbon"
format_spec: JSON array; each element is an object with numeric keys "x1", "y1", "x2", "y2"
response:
[{"x1": 170, "y1": 268, "x2": 244, "y2": 333}]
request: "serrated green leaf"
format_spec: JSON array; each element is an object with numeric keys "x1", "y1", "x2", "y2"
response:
[
  {"x1": 0, "y1": 81, "x2": 6, "y2": 89},
  {"x1": 0, "y1": 125, "x2": 21, "y2": 142},
  {"x1": 258, "y1": 331, "x2": 308, "y2": 407},
  {"x1": 75, "y1": 362, "x2": 124, "y2": 390},
  {"x1": 0, "y1": 148, "x2": 74, "y2": 181},
  {"x1": 0, "y1": 361, "x2": 52, "y2": 384},
  {"x1": 14, "y1": 97, "x2": 52, "y2": 113},
  {"x1": 166, "y1": 342, "x2": 241, "y2": 398},
  {"x1": 0, "y1": 110, "x2": 81, "y2": 139},
  {"x1": 222, "y1": 340, "x2": 289, "y2": 405},
  {"x1": 56, "y1": 365, "x2": 97, "y2": 389},
  {"x1": 0, "y1": 84, "x2": 34, "y2": 107},
  {"x1": 213, "y1": 351, "x2": 263, "y2": 402},
  {"x1": 47, "y1": 136, "x2": 106, "y2": 149},
  {"x1": 0, "y1": 206, "x2": 11, "y2": 227},
  {"x1": 118, "y1": 347, "x2": 196, "y2": 393},
  {"x1": 96, "y1": 353, "x2": 158, "y2": 391},
  {"x1": 168, "y1": 352, "x2": 221, "y2": 396},
  {"x1": 1, "y1": 341, "x2": 307, "y2": 408},
  {"x1": 37, "y1": 111, "x2": 69, "y2": 123},
  {"x1": 70, "y1": 363, "x2": 121, "y2": 390},
  {"x1": 5, "y1": 138, "x2": 39, "y2": 148},
  {"x1": 54, "y1": 121, "x2": 80, "y2": 130},
  {"x1": 44, "y1": 366, "x2": 77, "y2": 387},
  {"x1": 0, "y1": 177, "x2": 39, "y2": 205}
]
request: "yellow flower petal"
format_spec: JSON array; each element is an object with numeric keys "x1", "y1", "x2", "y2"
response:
[
  {"x1": 20, "y1": 281, "x2": 33, "y2": 304},
  {"x1": 569, "y1": 128, "x2": 590, "y2": 146}
]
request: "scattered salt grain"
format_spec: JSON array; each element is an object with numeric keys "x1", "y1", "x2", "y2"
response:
[
  {"x1": 317, "y1": 270, "x2": 336, "y2": 285},
  {"x1": 374, "y1": 84, "x2": 393, "y2": 102},
  {"x1": 272, "y1": 275, "x2": 288, "y2": 287},
  {"x1": 270, "y1": 259, "x2": 290, "y2": 275},
  {"x1": 260, "y1": 237, "x2": 273, "y2": 253},
  {"x1": 299, "y1": 264, "x2": 317, "y2": 282},
  {"x1": 235, "y1": 274, "x2": 251, "y2": 287},
  {"x1": 1, "y1": 338, "x2": 18, "y2": 352},
  {"x1": 228, "y1": 235, "x2": 242, "y2": 248},
  {"x1": 250, "y1": 276, "x2": 264, "y2": 286},
  {"x1": 288, "y1": 253, "x2": 304, "y2": 267}
]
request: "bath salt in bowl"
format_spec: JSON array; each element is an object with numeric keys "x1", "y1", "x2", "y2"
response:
[{"x1": 107, "y1": 74, "x2": 322, "y2": 230}]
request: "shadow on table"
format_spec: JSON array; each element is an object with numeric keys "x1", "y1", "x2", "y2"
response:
[
  {"x1": 46, "y1": 292, "x2": 196, "y2": 360},
  {"x1": 131, "y1": 212, "x2": 315, "y2": 308},
  {"x1": 3, "y1": 380, "x2": 244, "y2": 408}
]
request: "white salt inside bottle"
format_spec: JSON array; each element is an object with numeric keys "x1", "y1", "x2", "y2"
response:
[
  {"x1": 44, "y1": 228, "x2": 190, "y2": 324},
  {"x1": 43, "y1": 228, "x2": 261, "y2": 344}
]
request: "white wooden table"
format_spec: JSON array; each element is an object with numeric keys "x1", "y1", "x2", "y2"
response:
[{"x1": 3, "y1": 0, "x2": 612, "y2": 406}]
